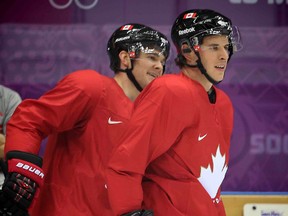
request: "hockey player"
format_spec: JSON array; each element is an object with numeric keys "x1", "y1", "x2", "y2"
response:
[
  {"x1": 106, "y1": 9, "x2": 242, "y2": 215},
  {"x1": 0, "y1": 24, "x2": 170, "y2": 216}
]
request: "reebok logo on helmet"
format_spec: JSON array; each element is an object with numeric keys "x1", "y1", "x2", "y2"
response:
[
  {"x1": 178, "y1": 27, "x2": 195, "y2": 36},
  {"x1": 115, "y1": 36, "x2": 130, "y2": 43}
]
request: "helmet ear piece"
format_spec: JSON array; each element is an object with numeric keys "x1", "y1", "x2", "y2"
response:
[
  {"x1": 182, "y1": 48, "x2": 192, "y2": 53},
  {"x1": 182, "y1": 45, "x2": 200, "y2": 54},
  {"x1": 193, "y1": 45, "x2": 201, "y2": 52}
]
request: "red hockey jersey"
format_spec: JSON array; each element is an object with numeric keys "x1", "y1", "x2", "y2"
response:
[
  {"x1": 5, "y1": 70, "x2": 133, "y2": 216},
  {"x1": 106, "y1": 72, "x2": 233, "y2": 216}
]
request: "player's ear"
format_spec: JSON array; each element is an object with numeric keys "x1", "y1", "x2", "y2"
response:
[
  {"x1": 119, "y1": 50, "x2": 131, "y2": 69},
  {"x1": 182, "y1": 44, "x2": 192, "y2": 54},
  {"x1": 181, "y1": 44, "x2": 197, "y2": 64}
]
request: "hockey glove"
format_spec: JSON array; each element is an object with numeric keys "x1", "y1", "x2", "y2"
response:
[
  {"x1": 122, "y1": 209, "x2": 153, "y2": 216},
  {"x1": 0, "y1": 151, "x2": 44, "y2": 215}
]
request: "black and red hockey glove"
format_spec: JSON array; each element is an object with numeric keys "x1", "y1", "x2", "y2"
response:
[
  {"x1": 0, "y1": 151, "x2": 44, "y2": 216},
  {"x1": 122, "y1": 210, "x2": 153, "y2": 216}
]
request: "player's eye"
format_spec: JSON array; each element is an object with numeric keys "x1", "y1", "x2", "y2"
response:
[
  {"x1": 210, "y1": 45, "x2": 219, "y2": 51},
  {"x1": 147, "y1": 54, "x2": 157, "y2": 61}
]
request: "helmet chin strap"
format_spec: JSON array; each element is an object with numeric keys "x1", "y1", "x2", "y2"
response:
[
  {"x1": 118, "y1": 61, "x2": 143, "y2": 92},
  {"x1": 194, "y1": 52, "x2": 222, "y2": 85},
  {"x1": 180, "y1": 49, "x2": 222, "y2": 85}
]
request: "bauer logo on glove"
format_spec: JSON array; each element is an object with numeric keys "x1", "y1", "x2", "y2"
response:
[{"x1": 10, "y1": 160, "x2": 44, "y2": 181}]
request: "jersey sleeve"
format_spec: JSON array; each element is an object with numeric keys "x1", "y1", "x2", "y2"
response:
[
  {"x1": 5, "y1": 70, "x2": 102, "y2": 155},
  {"x1": 106, "y1": 77, "x2": 195, "y2": 215}
]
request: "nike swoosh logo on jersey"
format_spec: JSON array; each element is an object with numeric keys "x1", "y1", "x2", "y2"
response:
[
  {"x1": 198, "y1": 133, "x2": 207, "y2": 141},
  {"x1": 108, "y1": 117, "x2": 123, "y2": 125}
]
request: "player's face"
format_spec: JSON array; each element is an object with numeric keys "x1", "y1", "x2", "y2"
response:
[
  {"x1": 132, "y1": 50, "x2": 166, "y2": 88},
  {"x1": 198, "y1": 35, "x2": 230, "y2": 83}
]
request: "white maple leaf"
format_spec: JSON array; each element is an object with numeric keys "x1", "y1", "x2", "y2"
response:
[{"x1": 197, "y1": 145, "x2": 228, "y2": 199}]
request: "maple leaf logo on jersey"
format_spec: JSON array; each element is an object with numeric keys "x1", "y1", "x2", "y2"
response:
[{"x1": 197, "y1": 145, "x2": 228, "y2": 199}]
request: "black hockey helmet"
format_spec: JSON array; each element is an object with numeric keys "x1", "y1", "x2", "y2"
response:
[
  {"x1": 171, "y1": 9, "x2": 241, "y2": 57},
  {"x1": 107, "y1": 23, "x2": 170, "y2": 73},
  {"x1": 171, "y1": 9, "x2": 242, "y2": 84}
]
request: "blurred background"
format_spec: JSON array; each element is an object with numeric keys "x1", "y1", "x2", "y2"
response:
[{"x1": 0, "y1": 0, "x2": 287, "y2": 211}]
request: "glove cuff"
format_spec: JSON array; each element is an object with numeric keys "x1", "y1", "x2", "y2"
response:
[
  {"x1": 6, "y1": 151, "x2": 44, "y2": 187},
  {"x1": 6, "y1": 151, "x2": 43, "y2": 167}
]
